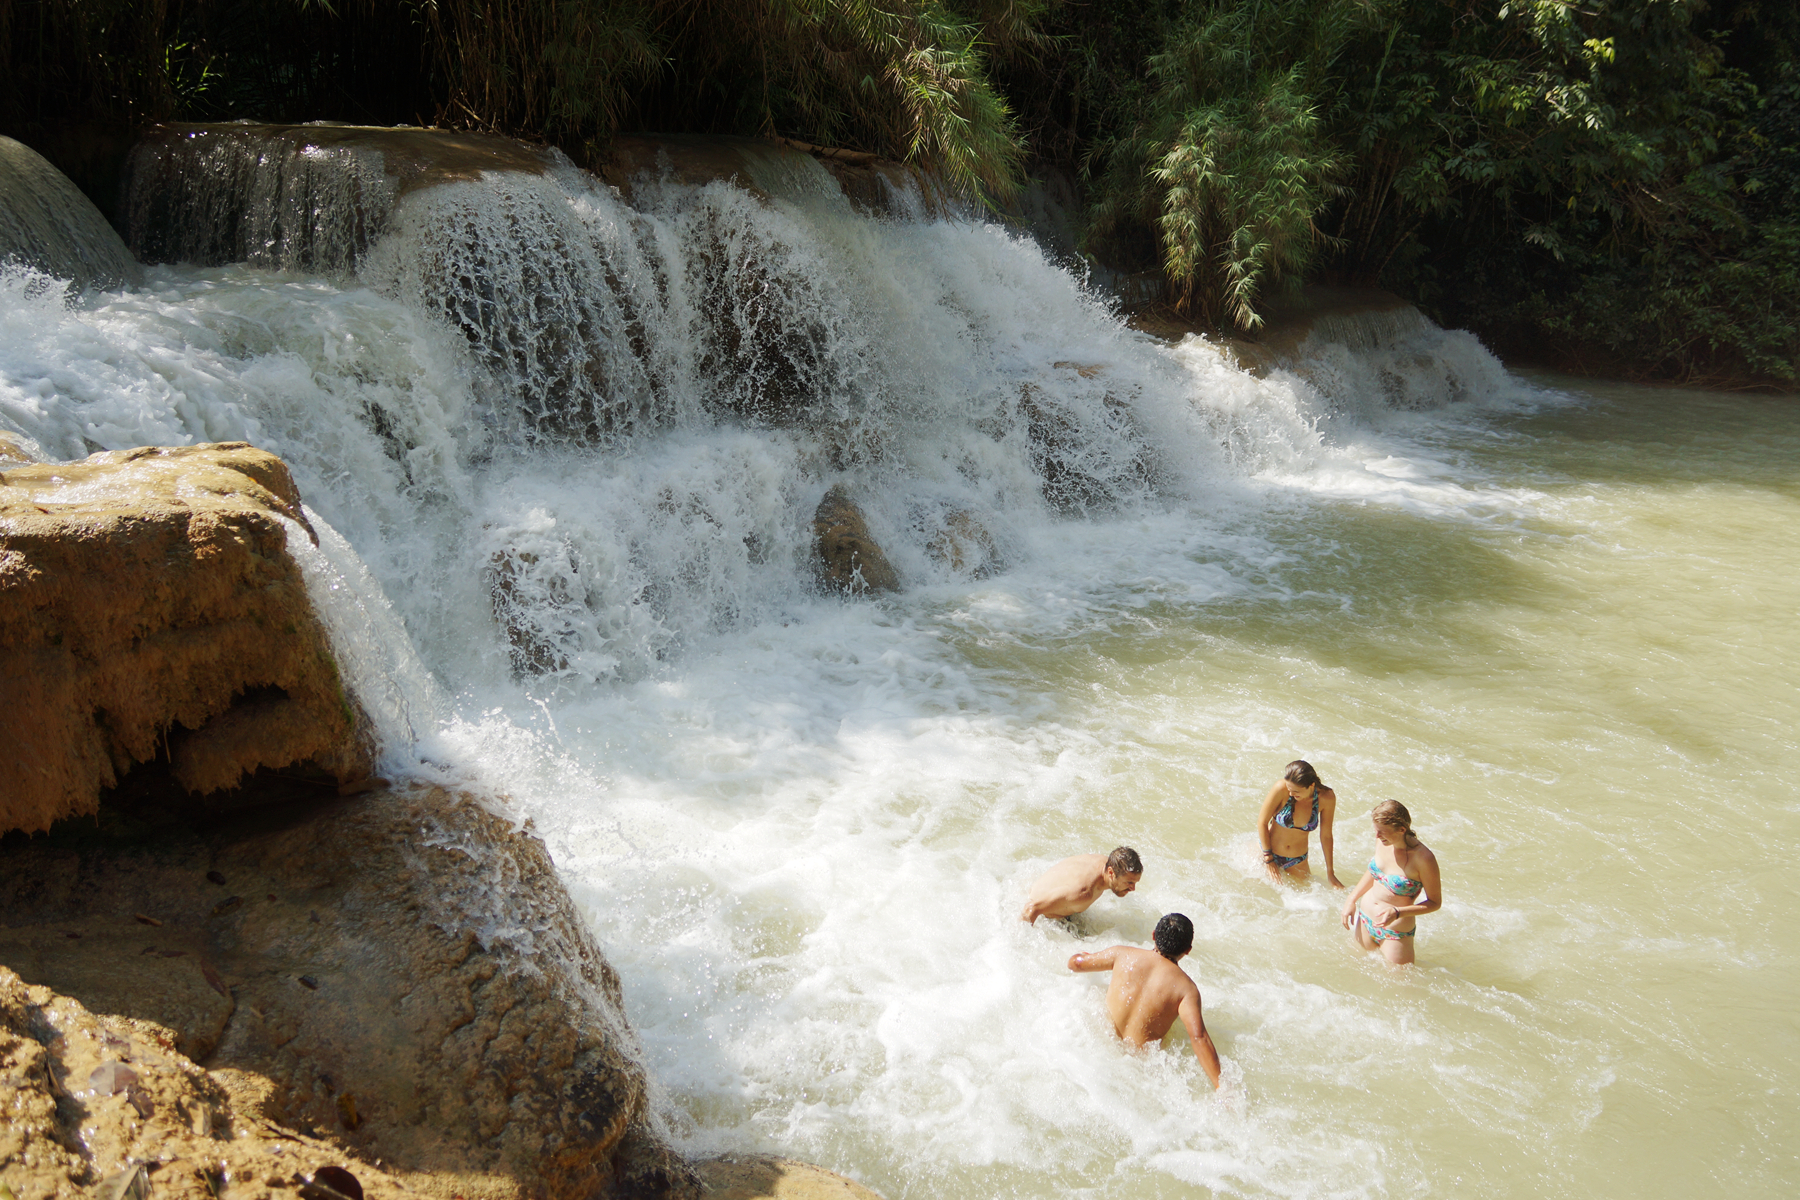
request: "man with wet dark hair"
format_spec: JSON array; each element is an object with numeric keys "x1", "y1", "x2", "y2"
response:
[
  {"x1": 1019, "y1": 847, "x2": 1144, "y2": 923},
  {"x1": 1067, "y1": 913, "x2": 1221, "y2": 1089}
]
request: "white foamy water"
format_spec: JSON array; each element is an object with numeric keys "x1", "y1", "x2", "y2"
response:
[{"x1": 4, "y1": 146, "x2": 1795, "y2": 1200}]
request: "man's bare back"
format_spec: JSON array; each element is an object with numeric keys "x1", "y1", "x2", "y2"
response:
[
  {"x1": 1020, "y1": 847, "x2": 1143, "y2": 923},
  {"x1": 1067, "y1": 914, "x2": 1221, "y2": 1089}
]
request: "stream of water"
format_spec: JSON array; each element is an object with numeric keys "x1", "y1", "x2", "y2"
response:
[{"x1": 2, "y1": 146, "x2": 1794, "y2": 1198}]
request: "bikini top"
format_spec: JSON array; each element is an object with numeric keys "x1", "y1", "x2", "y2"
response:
[
  {"x1": 1368, "y1": 858, "x2": 1423, "y2": 897},
  {"x1": 1273, "y1": 788, "x2": 1321, "y2": 832}
]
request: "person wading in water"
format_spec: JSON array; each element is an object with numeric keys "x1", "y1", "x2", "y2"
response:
[
  {"x1": 1255, "y1": 760, "x2": 1343, "y2": 887},
  {"x1": 1020, "y1": 847, "x2": 1143, "y2": 923},
  {"x1": 1067, "y1": 912, "x2": 1222, "y2": 1089}
]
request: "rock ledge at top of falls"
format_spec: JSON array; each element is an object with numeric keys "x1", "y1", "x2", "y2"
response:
[
  {"x1": 600, "y1": 134, "x2": 941, "y2": 216},
  {"x1": 0, "y1": 442, "x2": 373, "y2": 836},
  {"x1": 0, "y1": 783, "x2": 700, "y2": 1200},
  {"x1": 1129, "y1": 285, "x2": 1424, "y2": 374},
  {"x1": 125, "y1": 123, "x2": 561, "y2": 273},
  {"x1": 0, "y1": 134, "x2": 145, "y2": 291}
]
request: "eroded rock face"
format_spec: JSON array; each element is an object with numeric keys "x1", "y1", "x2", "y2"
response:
[
  {"x1": 0, "y1": 134, "x2": 144, "y2": 292},
  {"x1": 0, "y1": 443, "x2": 372, "y2": 835},
  {"x1": 812, "y1": 485, "x2": 898, "y2": 595},
  {"x1": 0, "y1": 785, "x2": 699, "y2": 1200},
  {"x1": 925, "y1": 510, "x2": 1000, "y2": 579}
]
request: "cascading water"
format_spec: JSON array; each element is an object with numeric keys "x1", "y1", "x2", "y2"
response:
[{"x1": 7, "y1": 131, "x2": 1794, "y2": 1199}]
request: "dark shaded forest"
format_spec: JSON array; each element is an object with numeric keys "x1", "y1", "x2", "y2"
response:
[{"x1": 4, "y1": 0, "x2": 1794, "y2": 385}]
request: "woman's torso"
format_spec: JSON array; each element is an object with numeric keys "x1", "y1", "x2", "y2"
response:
[
  {"x1": 1267, "y1": 784, "x2": 1328, "y2": 857},
  {"x1": 1358, "y1": 843, "x2": 1428, "y2": 931}
]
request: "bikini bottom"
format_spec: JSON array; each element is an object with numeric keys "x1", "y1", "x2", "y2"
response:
[
  {"x1": 1270, "y1": 851, "x2": 1308, "y2": 869},
  {"x1": 1359, "y1": 910, "x2": 1416, "y2": 943}
]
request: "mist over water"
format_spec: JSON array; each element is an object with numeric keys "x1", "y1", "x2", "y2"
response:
[{"x1": 4, "y1": 146, "x2": 1795, "y2": 1199}]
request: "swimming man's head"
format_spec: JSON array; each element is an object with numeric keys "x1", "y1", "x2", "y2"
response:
[
  {"x1": 1104, "y1": 846, "x2": 1143, "y2": 895},
  {"x1": 1153, "y1": 912, "x2": 1194, "y2": 960}
]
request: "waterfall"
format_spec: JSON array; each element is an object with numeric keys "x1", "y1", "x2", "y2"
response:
[{"x1": 0, "y1": 135, "x2": 143, "y2": 293}]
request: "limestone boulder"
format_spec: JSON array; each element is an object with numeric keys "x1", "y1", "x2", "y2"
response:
[
  {"x1": 0, "y1": 784, "x2": 699, "y2": 1200},
  {"x1": 0, "y1": 442, "x2": 373, "y2": 836},
  {"x1": 0, "y1": 134, "x2": 144, "y2": 292},
  {"x1": 811, "y1": 485, "x2": 898, "y2": 595}
]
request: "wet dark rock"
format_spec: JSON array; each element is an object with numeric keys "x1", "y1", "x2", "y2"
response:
[
  {"x1": 298, "y1": 975, "x2": 320, "y2": 990},
  {"x1": 206, "y1": 870, "x2": 227, "y2": 886},
  {"x1": 812, "y1": 485, "x2": 899, "y2": 595},
  {"x1": 211, "y1": 896, "x2": 243, "y2": 916}
]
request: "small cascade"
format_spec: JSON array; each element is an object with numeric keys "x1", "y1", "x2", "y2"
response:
[{"x1": 0, "y1": 136, "x2": 143, "y2": 292}]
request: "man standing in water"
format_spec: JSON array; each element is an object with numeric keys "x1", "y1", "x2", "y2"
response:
[
  {"x1": 1020, "y1": 847, "x2": 1143, "y2": 923},
  {"x1": 1068, "y1": 913, "x2": 1221, "y2": 1089}
]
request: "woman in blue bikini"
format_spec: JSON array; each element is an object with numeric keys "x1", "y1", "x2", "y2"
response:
[
  {"x1": 1340, "y1": 800, "x2": 1441, "y2": 965},
  {"x1": 1255, "y1": 760, "x2": 1344, "y2": 887}
]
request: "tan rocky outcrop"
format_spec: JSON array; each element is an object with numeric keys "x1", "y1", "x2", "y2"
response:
[
  {"x1": 0, "y1": 962, "x2": 439, "y2": 1200},
  {"x1": 0, "y1": 442, "x2": 372, "y2": 836},
  {"x1": 0, "y1": 784, "x2": 699, "y2": 1200},
  {"x1": 811, "y1": 485, "x2": 898, "y2": 595},
  {"x1": 696, "y1": 1156, "x2": 884, "y2": 1200}
]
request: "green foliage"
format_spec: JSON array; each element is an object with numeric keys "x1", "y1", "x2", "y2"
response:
[{"x1": 1086, "y1": 0, "x2": 1357, "y2": 329}]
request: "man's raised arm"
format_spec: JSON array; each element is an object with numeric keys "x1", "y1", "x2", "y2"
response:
[
  {"x1": 1067, "y1": 947, "x2": 1120, "y2": 973},
  {"x1": 1179, "y1": 990, "x2": 1222, "y2": 1090}
]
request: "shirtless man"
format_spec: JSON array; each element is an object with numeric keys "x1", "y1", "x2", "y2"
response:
[
  {"x1": 1067, "y1": 913, "x2": 1221, "y2": 1089},
  {"x1": 1019, "y1": 847, "x2": 1143, "y2": 924}
]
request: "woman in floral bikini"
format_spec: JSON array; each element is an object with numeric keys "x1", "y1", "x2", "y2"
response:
[
  {"x1": 1341, "y1": 800, "x2": 1442, "y2": 965},
  {"x1": 1254, "y1": 760, "x2": 1344, "y2": 887}
]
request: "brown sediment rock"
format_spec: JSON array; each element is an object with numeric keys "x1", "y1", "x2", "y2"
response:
[
  {"x1": 0, "y1": 784, "x2": 700, "y2": 1200},
  {"x1": 1127, "y1": 286, "x2": 1422, "y2": 376},
  {"x1": 696, "y1": 1155, "x2": 884, "y2": 1200},
  {"x1": 0, "y1": 442, "x2": 372, "y2": 836},
  {"x1": 926, "y1": 510, "x2": 1000, "y2": 578},
  {"x1": 812, "y1": 485, "x2": 899, "y2": 595},
  {"x1": 601, "y1": 134, "x2": 941, "y2": 218}
]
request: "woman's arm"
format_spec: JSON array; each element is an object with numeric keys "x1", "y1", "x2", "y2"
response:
[
  {"x1": 1319, "y1": 787, "x2": 1344, "y2": 888},
  {"x1": 1340, "y1": 870, "x2": 1373, "y2": 929},
  {"x1": 1255, "y1": 784, "x2": 1285, "y2": 880},
  {"x1": 1389, "y1": 849, "x2": 1443, "y2": 918}
]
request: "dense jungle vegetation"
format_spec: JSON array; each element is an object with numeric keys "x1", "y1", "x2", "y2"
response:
[{"x1": 3, "y1": 0, "x2": 1795, "y2": 384}]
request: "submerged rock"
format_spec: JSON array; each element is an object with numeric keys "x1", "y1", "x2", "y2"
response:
[
  {"x1": 697, "y1": 1155, "x2": 885, "y2": 1199},
  {"x1": 0, "y1": 443, "x2": 373, "y2": 836},
  {"x1": 812, "y1": 485, "x2": 899, "y2": 595},
  {"x1": 926, "y1": 510, "x2": 1001, "y2": 578},
  {"x1": 0, "y1": 135, "x2": 144, "y2": 292}
]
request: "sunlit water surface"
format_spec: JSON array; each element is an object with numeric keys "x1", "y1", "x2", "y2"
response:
[{"x1": 509, "y1": 376, "x2": 1799, "y2": 1200}]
